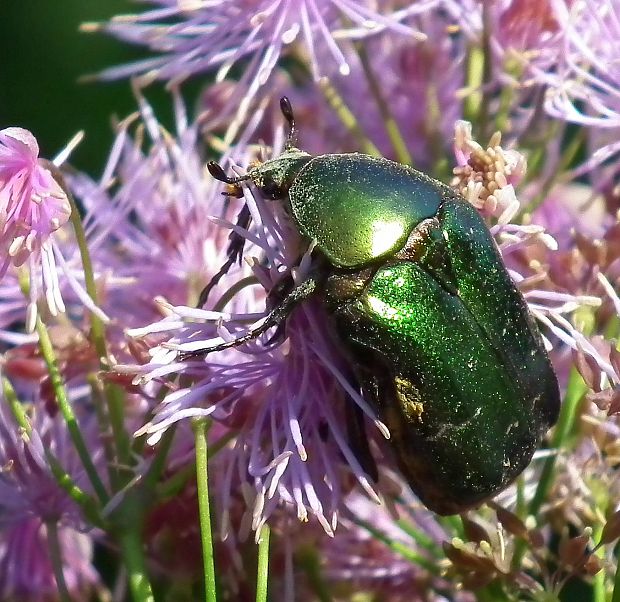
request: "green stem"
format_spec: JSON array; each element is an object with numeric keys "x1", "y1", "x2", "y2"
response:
[
  {"x1": 87, "y1": 373, "x2": 118, "y2": 486},
  {"x1": 355, "y1": 43, "x2": 412, "y2": 165},
  {"x1": 592, "y1": 523, "x2": 605, "y2": 602},
  {"x1": 117, "y1": 523, "x2": 155, "y2": 602},
  {"x1": 193, "y1": 418, "x2": 217, "y2": 602},
  {"x1": 318, "y1": 78, "x2": 381, "y2": 157},
  {"x1": 4, "y1": 377, "x2": 103, "y2": 525},
  {"x1": 60, "y1": 174, "x2": 106, "y2": 359},
  {"x1": 464, "y1": 45, "x2": 484, "y2": 126},
  {"x1": 529, "y1": 368, "x2": 588, "y2": 516},
  {"x1": 463, "y1": 2, "x2": 492, "y2": 140},
  {"x1": 477, "y1": 2, "x2": 493, "y2": 140},
  {"x1": 46, "y1": 520, "x2": 73, "y2": 602},
  {"x1": 35, "y1": 316, "x2": 108, "y2": 503},
  {"x1": 46, "y1": 453, "x2": 103, "y2": 527},
  {"x1": 256, "y1": 524, "x2": 271, "y2": 602},
  {"x1": 612, "y1": 554, "x2": 620, "y2": 602},
  {"x1": 159, "y1": 431, "x2": 236, "y2": 499},
  {"x1": 3, "y1": 377, "x2": 31, "y2": 432},
  {"x1": 296, "y1": 546, "x2": 332, "y2": 602},
  {"x1": 351, "y1": 516, "x2": 438, "y2": 574},
  {"x1": 55, "y1": 169, "x2": 130, "y2": 472},
  {"x1": 494, "y1": 66, "x2": 517, "y2": 133},
  {"x1": 395, "y1": 519, "x2": 442, "y2": 555}
]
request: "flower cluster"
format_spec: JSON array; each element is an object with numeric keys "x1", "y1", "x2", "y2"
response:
[{"x1": 1, "y1": 1, "x2": 620, "y2": 600}]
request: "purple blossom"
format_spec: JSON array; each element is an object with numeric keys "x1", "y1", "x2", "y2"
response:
[
  {"x1": 86, "y1": 1, "x2": 438, "y2": 142},
  {"x1": 0, "y1": 393, "x2": 102, "y2": 599},
  {"x1": 90, "y1": 1, "x2": 432, "y2": 82},
  {"x1": 442, "y1": 0, "x2": 567, "y2": 81},
  {"x1": 0, "y1": 520, "x2": 100, "y2": 602},
  {"x1": 452, "y1": 120, "x2": 526, "y2": 222},
  {"x1": 315, "y1": 10, "x2": 465, "y2": 167},
  {"x1": 0, "y1": 129, "x2": 70, "y2": 271},
  {"x1": 120, "y1": 115, "x2": 607, "y2": 541},
  {"x1": 544, "y1": 0, "x2": 620, "y2": 174},
  {"x1": 0, "y1": 129, "x2": 107, "y2": 338},
  {"x1": 321, "y1": 490, "x2": 463, "y2": 601},
  {"x1": 125, "y1": 183, "x2": 388, "y2": 536},
  {"x1": 67, "y1": 90, "x2": 264, "y2": 335},
  {"x1": 0, "y1": 129, "x2": 71, "y2": 331}
]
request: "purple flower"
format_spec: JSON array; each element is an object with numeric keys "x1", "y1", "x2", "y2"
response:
[
  {"x1": 544, "y1": 0, "x2": 620, "y2": 174},
  {"x1": 0, "y1": 129, "x2": 71, "y2": 330},
  {"x1": 443, "y1": 0, "x2": 567, "y2": 81},
  {"x1": 0, "y1": 129, "x2": 71, "y2": 271},
  {"x1": 0, "y1": 129, "x2": 107, "y2": 338},
  {"x1": 452, "y1": 120, "x2": 526, "y2": 222},
  {"x1": 0, "y1": 520, "x2": 99, "y2": 602},
  {"x1": 91, "y1": 1, "x2": 431, "y2": 82},
  {"x1": 314, "y1": 10, "x2": 465, "y2": 167},
  {"x1": 68, "y1": 89, "x2": 261, "y2": 332},
  {"x1": 321, "y1": 490, "x2": 464, "y2": 601},
  {"x1": 85, "y1": 1, "x2": 437, "y2": 142},
  {"x1": 0, "y1": 394, "x2": 102, "y2": 599},
  {"x1": 122, "y1": 148, "x2": 391, "y2": 535}
]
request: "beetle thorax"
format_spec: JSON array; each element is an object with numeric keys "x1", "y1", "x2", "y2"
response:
[{"x1": 248, "y1": 149, "x2": 312, "y2": 198}]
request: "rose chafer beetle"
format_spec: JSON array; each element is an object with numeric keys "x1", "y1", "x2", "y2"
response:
[{"x1": 199, "y1": 97, "x2": 560, "y2": 515}]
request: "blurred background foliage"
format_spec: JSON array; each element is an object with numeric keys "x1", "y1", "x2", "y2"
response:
[{"x1": 0, "y1": 1, "x2": 179, "y2": 174}]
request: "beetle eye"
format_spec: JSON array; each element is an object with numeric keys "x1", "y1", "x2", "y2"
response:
[{"x1": 261, "y1": 179, "x2": 284, "y2": 199}]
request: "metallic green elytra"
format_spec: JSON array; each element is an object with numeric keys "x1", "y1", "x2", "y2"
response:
[{"x1": 204, "y1": 97, "x2": 560, "y2": 515}]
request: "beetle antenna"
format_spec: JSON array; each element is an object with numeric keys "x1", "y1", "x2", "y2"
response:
[
  {"x1": 207, "y1": 161, "x2": 250, "y2": 185},
  {"x1": 280, "y1": 96, "x2": 298, "y2": 150}
]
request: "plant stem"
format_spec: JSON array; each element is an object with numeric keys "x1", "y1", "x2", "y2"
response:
[
  {"x1": 464, "y1": 45, "x2": 484, "y2": 126},
  {"x1": 117, "y1": 522, "x2": 155, "y2": 602},
  {"x1": 256, "y1": 524, "x2": 271, "y2": 602},
  {"x1": 35, "y1": 316, "x2": 108, "y2": 503},
  {"x1": 355, "y1": 43, "x2": 412, "y2": 165},
  {"x1": 529, "y1": 368, "x2": 587, "y2": 516},
  {"x1": 4, "y1": 377, "x2": 104, "y2": 525},
  {"x1": 297, "y1": 546, "x2": 332, "y2": 602},
  {"x1": 46, "y1": 520, "x2": 73, "y2": 602},
  {"x1": 193, "y1": 418, "x2": 217, "y2": 602},
  {"x1": 351, "y1": 516, "x2": 438, "y2": 574},
  {"x1": 478, "y1": 1, "x2": 493, "y2": 140},
  {"x1": 592, "y1": 522, "x2": 605, "y2": 602},
  {"x1": 318, "y1": 78, "x2": 381, "y2": 157},
  {"x1": 56, "y1": 171, "x2": 130, "y2": 473},
  {"x1": 3, "y1": 377, "x2": 32, "y2": 432},
  {"x1": 612, "y1": 555, "x2": 620, "y2": 602}
]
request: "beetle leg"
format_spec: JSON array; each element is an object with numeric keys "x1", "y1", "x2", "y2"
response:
[
  {"x1": 264, "y1": 270, "x2": 297, "y2": 346},
  {"x1": 197, "y1": 204, "x2": 252, "y2": 308},
  {"x1": 179, "y1": 275, "x2": 319, "y2": 359}
]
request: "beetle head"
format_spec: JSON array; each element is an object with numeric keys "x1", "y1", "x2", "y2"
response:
[
  {"x1": 246, "y1": 149, "x2": 312, "y2": 199},
  {"x1": 207, "y1": 95, "x2": 312, "y2": 200}
]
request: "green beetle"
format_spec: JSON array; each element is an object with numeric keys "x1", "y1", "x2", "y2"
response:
[{"x1": 200, "y1": 97, "x2": 560, "y2": 515}]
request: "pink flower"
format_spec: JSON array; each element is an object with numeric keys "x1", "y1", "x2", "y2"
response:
[
  {"x1": 0, "y1": 128, "x2": 71, "y2": 275},
  {"x1": 451, "y1": 121, "x2": 526, "y2": 223},
  {"x1": 0, "y1": 128, "x2": 107, "y2": 332}
]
